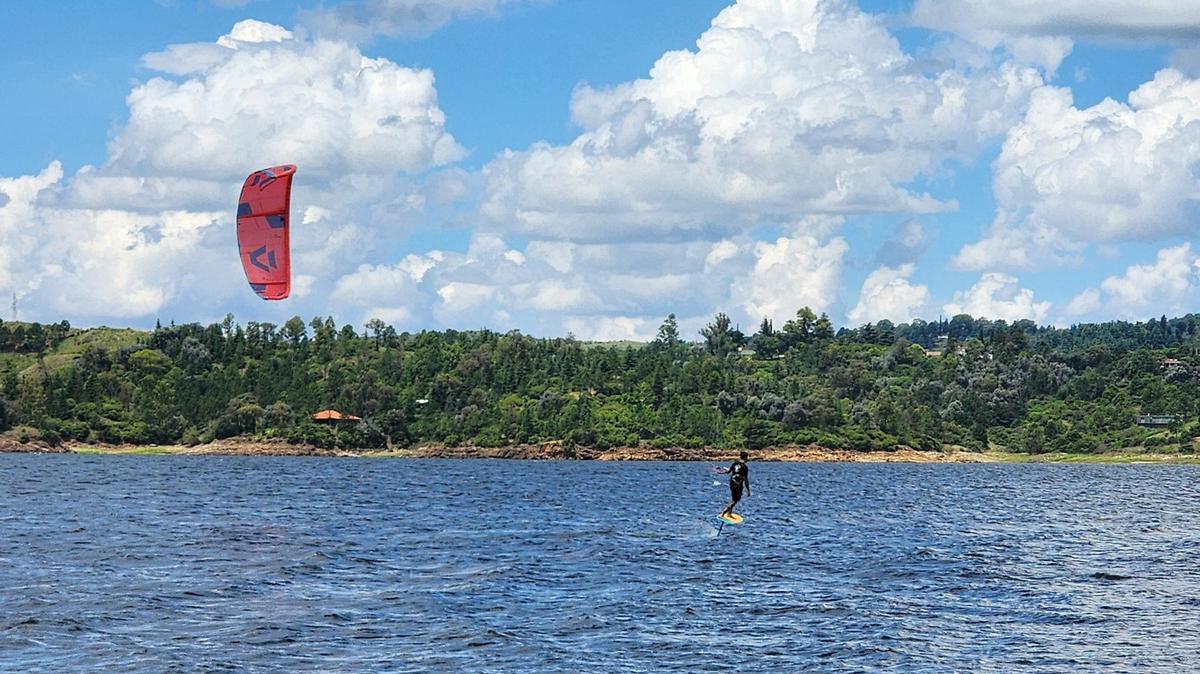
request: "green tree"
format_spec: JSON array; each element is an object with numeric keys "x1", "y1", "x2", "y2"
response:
[{"x1": 700, "y1": 312, "x2": 738, "y2": 357}]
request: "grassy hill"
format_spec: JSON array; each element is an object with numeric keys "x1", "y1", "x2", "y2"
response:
[{"x1": 3, "y1": 324, "x2": 149, "y2": 378}]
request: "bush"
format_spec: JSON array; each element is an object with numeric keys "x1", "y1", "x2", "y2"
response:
[
  {"x1": 39, "y1": 427, "x2": 62, "y2": 446},
  {"x1": 15, "y1": 425, "x2": 39, "y2": 444},
  {"x1": 121, "y1": 421, "x2": 151, "y2": 445},
  {"x1": 474, "y1": 427, "x2": 504, "y2": 448},
  {"x1": 650, "y1": 433, "x2": 704, "y2": 449},
  {"x1": 180, "y1": 426, "x2": 201, "y2": 446},
  {"x1": 792, "y1": 428, "x2": 819, "y2": 446},
  {"x1": 286, "y1": 422, "x2": 335, "y2": 448}
]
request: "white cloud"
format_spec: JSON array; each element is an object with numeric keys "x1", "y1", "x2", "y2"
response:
[
  {"x1": 912, "y1": 1, "x2": 1200, "y2": 40},
  {"x1": 517, "y1": 279, "x2": 597, "y2": 312},
  {"x1": 1, "y1": 163, "x2": 232, "y2": 318},
  {"x1": 292, "y1": 274, "x2": 317, "y2": 298},
  {"x1": 944, "y1": 273, "x2": 1051, "y2": 322},
  {"x1": 525, "y1": 241, "x2": 575, "y2": 274},
  {"x1": 126, "y1": 23, "x2": 463, "y2": 178},
  {"x1": 955, "y1": 71, "x2": 1200, "y2": 271},
  {"x1": 734, "y1": 233, "x2": 848, "y2": 325},
  {"x1": 1064, "y1": 288, "x2": 1101, "y2": 318},
  {"x1": 398, "y1": 251, "x2": 444, "y2": 282},
  {"x1": 332, "y1": 261, "x2": 430, "y2": 330},
  {"x1": 912, "y1": 1, "x2": 1200, "y2": 76},
  {"x1": 325, "y1": 233, "x2": 751, "y2": 335},
  {"x1": 217, "y1": 19, "x2": 294, "y2": 47},
  {"x1": 952, "y1": 213, "x2": 1082, "y2": 272},
  {"x1": 705, "y1": 240, "x2": 741, "y2": 270},
  {"x1": 0, "y1": 163, "x2": 64, "y2": 295},
  {"x1": 435, "y1": 281, "x2": 501, "y2": 325},
  {"x1": 333, "y1": 262, "x2": 421, "y2": 304},
  {"x1": 848, "y1": 264, "x2": 931, "y2": 325},
  {"x1": 1092, "y1": 244, "x2": 1200, "y2": 320},
  {"x1": 481, "y1": 0, "x2": 1042, "y2": 242},
  {"x1": 563, "y1": 316, "x2": 657, "y2": 342}
]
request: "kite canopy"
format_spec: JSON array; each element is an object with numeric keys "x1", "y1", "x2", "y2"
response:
[{"x1": 236, "y1": 164, "x2": 295, "y2": 300}]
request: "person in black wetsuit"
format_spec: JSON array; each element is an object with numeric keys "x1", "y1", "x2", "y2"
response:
[{"x1": 720, "y1": 451, "x2": 750, "y2": 518}]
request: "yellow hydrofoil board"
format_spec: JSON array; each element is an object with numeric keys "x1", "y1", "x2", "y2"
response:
[{"x1": 717, "y1": 513, "x2": 744, "y2": 525}]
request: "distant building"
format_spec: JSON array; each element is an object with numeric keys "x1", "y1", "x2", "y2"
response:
[
  {"x1": 1136, "y1": 414, "x2": 1181, "y2": 428},
  {"x1": 1161, "y1": 358, "x2": 1185, "y2": 367},
  {"x1": 312, "y1": 409, "x2": 362, "y2": 423}
]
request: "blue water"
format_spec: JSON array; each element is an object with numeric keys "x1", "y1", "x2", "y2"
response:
[{"x1": 2, "y1": 456, "x2": 1200, "y2": 672}]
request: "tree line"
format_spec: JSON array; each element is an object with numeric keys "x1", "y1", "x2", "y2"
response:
[{"x1": 2, "y1": 309, "x2": 1200, "y2": 453}]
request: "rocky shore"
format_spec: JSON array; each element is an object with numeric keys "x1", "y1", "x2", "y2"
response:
[
  {"x1": 0, "y1": 436, "x2": 994, "y2": 462},
  {"x1": 4, "y1": 436, "x2": 1198, "y2": 463}
]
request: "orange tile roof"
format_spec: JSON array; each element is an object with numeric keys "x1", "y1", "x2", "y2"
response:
[{"x1": 312, "y1": 409, "x2": 362, "y2": 422}]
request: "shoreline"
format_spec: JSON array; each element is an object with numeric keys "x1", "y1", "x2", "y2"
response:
[{"x1": 3, "y1": 437, "x2": 1200, "y2": 463}]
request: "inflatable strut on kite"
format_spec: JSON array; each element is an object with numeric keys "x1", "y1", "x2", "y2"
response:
[{"x1": 236, "y1": 164, "x2": 295, "y2": 300}]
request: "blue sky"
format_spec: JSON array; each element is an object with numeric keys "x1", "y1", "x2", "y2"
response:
[{"x1": 1, "y1": 0, "x2": 1199, "y2": 338}]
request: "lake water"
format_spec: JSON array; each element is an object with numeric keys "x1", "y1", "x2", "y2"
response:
[{"x1": 2, "y1": 455, "x2": 1199, "y2": 672}]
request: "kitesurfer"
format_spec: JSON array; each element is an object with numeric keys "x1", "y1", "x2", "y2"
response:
[{"x1": 719, "y1": 451, "x2": 750, "y2": 518}]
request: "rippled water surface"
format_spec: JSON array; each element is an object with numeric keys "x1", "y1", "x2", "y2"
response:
[{"x1": 3, "y1": 455, "x2": 1200, "y2": 672}]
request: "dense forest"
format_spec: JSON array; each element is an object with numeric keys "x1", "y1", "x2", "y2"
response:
[{"x1": 2, "y1": 308, "x2": 1200, "y2": 454}]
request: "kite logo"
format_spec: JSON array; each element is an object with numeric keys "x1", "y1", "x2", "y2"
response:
[
  {"x1": 248, "y1": 245, "x2": 278, "y2": 272},
  {"x1": 250, "y1": 170, "x2": 277, "y2": 190}
]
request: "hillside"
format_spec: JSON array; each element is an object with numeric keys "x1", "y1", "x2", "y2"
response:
[{"x1": 2, "y1": 311, "x2": 1199, "y2": 455}]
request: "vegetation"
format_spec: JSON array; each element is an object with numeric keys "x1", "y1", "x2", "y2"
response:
[{"x1": 2, "y1": 310, "x2": 1200, "y2": 454}]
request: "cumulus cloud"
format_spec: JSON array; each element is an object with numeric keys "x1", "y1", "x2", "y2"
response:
[
  {"x1": 848, "y1": 264, "x2": 931, "y2": 326},
  {"x1": 912, "y1": 2, "x2": 1200, "y2": 80},
  {"x1": 326, "y1": 231, "x2": 740, "y2": 335},
  {"x1": 733, "y1": 233, "x2": 848, "y2": 326},
  {"x1": 874, "y1": 219, "x2": 932, "y2": 267},
  {"x1": 0, "y1": 163, "x2": 67, "y2": 300},
  {"x1": 1062, "y1": 288, "x2": 1101, "y2": 320},
  {"x1": 705, "y1": 240, "x2": 741, "y2": 271},
  {"x1": 300, "y1": 0, "x2": 538, "y2": 42},
  {"x1": 911, "y1": 0, "x2": 1200, "y2": 77},
  {"x1": 563, "y1": 316, "x2": 657, "y2": 342},
  {"x1": 912, "y1": 1, "x2": 1200, "y2": 40},
  {"x1": 128, "y1": 21, "x2": 463, "y2": 178},
  {"x1": 331, "y1": 256, "x2": 435, "y2": 330},
  {"x1": 0, "y1": 21, "x2": 463, "y2": 323},
  {"x1": 0, "y1": 163, "x2": 235, "y2": 318},
  {"x1": 944, "y1": 273, "x2": 1051, "y2": 322},
  {"x1": 954, "y1": 70, "x2": 1200, "y2": 271},
  {"x1": 517, "y1": 279, "x2": 599, "y2": 312},
  {"x1": 1065, "y1": 244, "x2": 1200, "y2": 321},
  {"x1": 481, "y1": 0, "x2": 1042, "y2": 243},
  {"x1": 435, "y1": 281, "x2": 501, "y2": 324}
]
